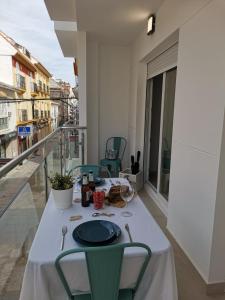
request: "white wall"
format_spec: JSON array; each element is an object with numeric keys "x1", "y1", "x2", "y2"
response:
[
  {"x1": 99, "y1": 44, "x2": 130, "y2": 165},
  {"x1": 209, "y1": 109, "x2": 225, "y2": 283},
  {"x1": 130, "y1": 0, "x2": 211, "y2": 167},
  {"x1": 77, "y1": 31, "x2": 87, "y2": 127},
  {"x1": 168, "y1": 0, "x2": 225, "y2": 283},
  {"x1": 87, "y1": 40, "x2": 99, "y2": 163},
  {"x1": 87, "y1": 41, "x2": 130, "y2": 167},
  {"x1": 0, "y1": 56, "x2": 13, "y2": 86},
  {"x1": 0, "y1": 35, "x2": 16, "y2": 86},
  {"x1": 130, "y1": 0, "x2": 225, "y2": 284}
]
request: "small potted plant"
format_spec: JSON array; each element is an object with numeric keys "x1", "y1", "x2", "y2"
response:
[{"x1": 49, "y1": 173, "x2": 74, "y2": 209}]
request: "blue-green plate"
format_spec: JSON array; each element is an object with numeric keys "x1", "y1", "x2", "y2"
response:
[{"x1": 72, "y1": 220, "x2": 121, "y2": 246}]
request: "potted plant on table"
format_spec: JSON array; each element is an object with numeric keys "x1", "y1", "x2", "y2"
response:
[{"x1": 49, "y1": 173, "x2": 74, "y2": 209}]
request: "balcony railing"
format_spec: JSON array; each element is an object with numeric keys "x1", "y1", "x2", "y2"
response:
[
  {"x1": 0, "y1": 124, "x2": 86, "y2": 299},
  {"x1": 16, "y1": 74, "x2": 26, "y2": 90},
  {"x1": 31, "y1": 82, "x2": 38, "y2": 94}
]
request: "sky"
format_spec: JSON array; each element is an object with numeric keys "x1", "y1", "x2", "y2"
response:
[{"x1": 0, "y1": 0, "x2": 75, "y2": 86}]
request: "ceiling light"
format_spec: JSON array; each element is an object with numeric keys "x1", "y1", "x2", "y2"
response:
[{"x1": 147, "y1": 15, "x2": 155, "y2": 35}]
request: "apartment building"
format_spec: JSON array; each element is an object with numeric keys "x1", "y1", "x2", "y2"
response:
[
  {"x1": 0, "y1": 31, "x2": 53, "y2": 155},
  {"x1": 0, "y1": 32, "x2": 36, "y2": 155},
  {"x1": 31, "y1": 57, "x2": 52, "y2": 142},
  {"x1": 50, "y1": 78, "x2": 71, "y2": 126}
]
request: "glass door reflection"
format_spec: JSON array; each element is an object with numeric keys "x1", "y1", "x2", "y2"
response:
[{"x1": 159, "y1": 68, "x2": 177, "y2": 199}]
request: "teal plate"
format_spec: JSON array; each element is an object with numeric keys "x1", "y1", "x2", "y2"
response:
[{"x1": 72, "y1": 220, "x2": 121, "y2": 246}]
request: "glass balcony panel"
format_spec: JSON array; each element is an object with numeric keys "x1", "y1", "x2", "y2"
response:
[
  {"x1": 0, "y1": 125, "x2": 86, "y2": 299},
  {"x1": 0, "y1": 162, "x2": 46, "y2": 299}
]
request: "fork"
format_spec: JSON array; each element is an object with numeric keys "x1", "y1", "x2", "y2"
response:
[{"x1": 61, "y1": 225, "x2": 67, "y2": 251}]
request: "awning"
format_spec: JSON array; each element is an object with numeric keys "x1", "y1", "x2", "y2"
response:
[{"x1": 0, "y1": 131, "x2": 17, "y2": 144}]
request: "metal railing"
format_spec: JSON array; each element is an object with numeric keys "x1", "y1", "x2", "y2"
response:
[
  {"x1": 0, "y1": 124, "x2": 86, "y2": 299},
  {"x1": 0, "y1": 125, "x2": 87, "y2": 194}
]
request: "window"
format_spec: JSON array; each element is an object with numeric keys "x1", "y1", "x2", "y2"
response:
[
  {"x1": 48, "y1": 111, "x2": 50, "y2": 118},
  {"x1": 39, "y1": 80, "x2": 42, "y2": 91},
  {"x1": 144, "y1": 67, "x2": 177, "y2": 200},
  {"x1": 16, "y1": 74, "x2": 26, "y2": 89},
  {"x1": 30, "y1": 82, "x2": 38, "y2": 93},
  {"x1": 0, "y1": 117, "x2": 8, "y2": 130},
  {"x1": 0, "y1": 103, "x2": 7, "y2": 116},
  {"x1": 16, "y1": 62, "x2": 20, "y2": 71},
  {"x1": 34, "y1": 110, "x2": 39, "y2": 118},
  {"x1": 44, "y1": 111, "x2": 47, "y2": 118},
  {"x1": 41, "y1": 110, "x2": 43, "y2": 118},
  {"x1": 20, "y1": 109, "x2": 28, "y2": 121}
]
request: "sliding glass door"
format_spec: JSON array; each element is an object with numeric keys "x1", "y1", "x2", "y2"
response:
[
  {"x1": 145, "y1": 67, "x2": 177, "y2": 200},
  {"x1": 148, "y1": 74, "x2": 163, "y2": 188}
]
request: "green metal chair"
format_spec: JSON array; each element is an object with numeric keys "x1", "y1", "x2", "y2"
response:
[
  {"x1": 55, "y1": 242, "x2": 151, "y2": 300},
  {"x1": 100, "y1": 137, "x2": 127, "y2": 177},
  {"x1": 68, "y1": 164, "x2": 111, "y2": 178}
]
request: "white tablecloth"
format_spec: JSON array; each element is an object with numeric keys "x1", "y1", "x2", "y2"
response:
[{"x1": 19, "y1": 178, "x2": 178, "y2": 300}]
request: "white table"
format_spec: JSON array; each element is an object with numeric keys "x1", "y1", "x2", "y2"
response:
[{"x1": 19, "y1": 178, "x2": 178, "y2": 300}]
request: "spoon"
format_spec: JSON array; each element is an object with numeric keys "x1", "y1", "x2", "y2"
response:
[{"x1": 125, "y1": 224, "x2": 133, "y2": 243}]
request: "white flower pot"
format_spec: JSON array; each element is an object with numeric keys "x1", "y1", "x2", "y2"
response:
[{"x1": 52, "y1": 187, "x2": 73, "y2": 209}]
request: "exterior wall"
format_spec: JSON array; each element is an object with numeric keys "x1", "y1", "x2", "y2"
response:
[
  {"x1": 51, "y1": 102, "x2": 59, "y2": 130},
  {"x1": 130, "y1": 0, "x2": 225, "y2": 284},
  {"x1": 0, "y1": 87, "x2": 18, "y2": 158},
  {"x1": 0, "y1": 56, "x2": 14, "y2": 86},
  {"x1": 5, "y1": 137, "x2": 17, "y2": 158},
  {"x1": 0, "y1": 35, "x2": 15, "y2": 85},
  {"x1": 86, "y1": 41, "x2": 130, "y2": 167},
  {"x1": 12, "y1": 58, "x2": 34, "y2": 123},
  {"x1": 34, "y1": 68, "x2": 51, "y2": 119}
]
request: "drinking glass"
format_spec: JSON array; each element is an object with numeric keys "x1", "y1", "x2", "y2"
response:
[{"x1": 120, "y1": 183, "x2": 135, "y2": 217}]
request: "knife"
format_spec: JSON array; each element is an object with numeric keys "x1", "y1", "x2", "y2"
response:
[
  {"x1": 136, "y1": 151, "x2": 141, "y2": 173},
  {"x1": 131, "y1": 155, "x2": 135, "y2": 174}
]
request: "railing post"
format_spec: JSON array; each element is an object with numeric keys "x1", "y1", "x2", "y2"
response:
[
  {"x1": 81, "y1": 130, "x2": 85, "y2": 165},
  {"x1": 60, "y1": 128, "x2": 63, "y2": 175},
  {"x1": 44, "y1": 157, "x2": 48, "y2": 202}
]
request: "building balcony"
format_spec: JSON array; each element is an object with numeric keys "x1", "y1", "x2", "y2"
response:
[
  {"x1": 30, "y1": 82, "x2": 38, "y2": 96},
  {"x1": 16, "y1": 74, "x2": 26, "y2": 93}
]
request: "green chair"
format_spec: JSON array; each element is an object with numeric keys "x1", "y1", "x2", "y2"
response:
[
  {"x1": 100, "y1": 137, "x2": 127, "y2": 177},
  {"x1": 68, "y1": 164, "x2": 111, "y2": 178},
  {"x1": 55, "y1": 242, "x2": 151, "y2": 300}
]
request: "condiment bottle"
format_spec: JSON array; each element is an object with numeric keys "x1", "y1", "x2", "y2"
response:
[
  {"x1": 88, "y1": 171, "x2": 96, "y2": 203},
  {"x1": 81, "y1": 174, "x2": 90, "y2": 207}
]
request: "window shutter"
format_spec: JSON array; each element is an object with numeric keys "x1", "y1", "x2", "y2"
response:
[{"x1": 147, "y1": 42, "x2": 178, "y2": 79}]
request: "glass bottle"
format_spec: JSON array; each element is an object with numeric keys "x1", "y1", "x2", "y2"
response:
[
  {"x1": 88, "y1": 171, "x2": 96, "y2": 203},
  {"x1": 81, "y1": 174, "x2": 90, "y2": 207}
]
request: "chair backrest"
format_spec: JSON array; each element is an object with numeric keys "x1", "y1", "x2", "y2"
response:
[
  {"x1": 69, "y1": 164, "x2": 111, "y2": 178},
  {"x1": 105, "y1": 137, "x2": 127, "y2": 160},
  {"x1": 55, "y1": 243, "x2": 151, "y2": 300}
]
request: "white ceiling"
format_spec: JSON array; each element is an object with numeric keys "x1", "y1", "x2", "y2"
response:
[
  {"x1": 44, "y1": 0, "x2": 77, "y2": 22},
  {"x1": 76, "y1": 0, "x2": 164, "y2": 45}
]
